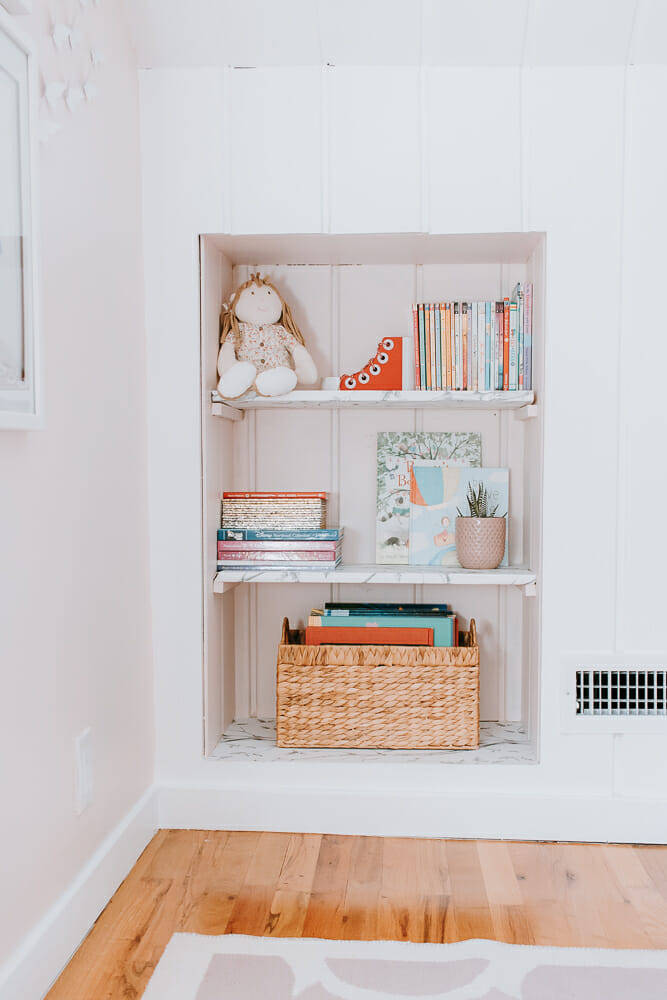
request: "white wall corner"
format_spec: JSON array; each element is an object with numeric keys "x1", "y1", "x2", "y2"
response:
[{"x1": 0, "y1": 786, "x2": 157, "y2": 1000}]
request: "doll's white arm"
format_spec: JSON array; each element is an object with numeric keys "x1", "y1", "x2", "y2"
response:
[
  {"x1": 217, "y1": 338, "x2": 237, "y2": 377},
  {"x1": 290, "y1": 342, "x2": 318, "y2": 386}
]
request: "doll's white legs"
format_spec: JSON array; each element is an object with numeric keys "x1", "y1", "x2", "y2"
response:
[
  {"x1": 255, "y1": 366, "x2": 297, "y2": 396},
  {"x1": 217, "y1": 361, "x2": 257, "y2": 399}
]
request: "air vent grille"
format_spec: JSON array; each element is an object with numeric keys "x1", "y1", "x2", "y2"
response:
[{"x1": 576, "y1": 668, "x2": 667, "y2": 716}]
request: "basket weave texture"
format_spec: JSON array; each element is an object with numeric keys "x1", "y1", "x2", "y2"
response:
[{"x1": 276, "y1": 617, "x2": 480, "y2": 750}]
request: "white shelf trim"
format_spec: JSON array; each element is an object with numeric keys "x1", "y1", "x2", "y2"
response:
[
  {"x1": 214, "y1": 563, "x2": 536, "y2": 592},
  {"x1": 211, "y1": 388, "x2": 535, "y2": 416}
]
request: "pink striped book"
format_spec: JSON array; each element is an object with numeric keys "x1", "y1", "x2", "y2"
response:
[{"x1": 218, "y1": 540, "x2": 339, "y2": 552}]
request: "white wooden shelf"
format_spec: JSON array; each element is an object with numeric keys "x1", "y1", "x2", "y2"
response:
[
  {"x1": 211, "y1": 388, "x2": 535, "y2": 417},
  {"x1": 214, "y1": 563, "x2": 536, "y2": 594}
]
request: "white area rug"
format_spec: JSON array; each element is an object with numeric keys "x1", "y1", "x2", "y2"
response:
[{"x1": 142, "y1": 932, "x2": 667, "y2": 1000}]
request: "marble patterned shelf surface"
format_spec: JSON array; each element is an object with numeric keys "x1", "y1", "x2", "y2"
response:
[
  {"x1": 211, "y1": 718, "x2": 537, "y2": 765},
  {"x1": 211, "y1": 388, "x2": 535, "y2": 413},
  {"x1": 214, "y1": 563, "x2": 536, "y2": 591}
]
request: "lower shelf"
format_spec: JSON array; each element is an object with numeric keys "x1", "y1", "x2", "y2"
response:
[
  {"x1": 214, "y1": 564, "x2": 537, "y2": 593},
  {"x1": 211, "y1": 719, "x2": 537, "y2": 765}
]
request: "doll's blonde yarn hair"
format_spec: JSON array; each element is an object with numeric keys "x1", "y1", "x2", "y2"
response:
[{"x1": 219, "y1": 273, "x2": 306, "y2": 350}]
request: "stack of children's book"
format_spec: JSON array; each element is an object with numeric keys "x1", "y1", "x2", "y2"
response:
[
  {"x1": 306, "y1": 601, "x2": 458, "y2": 647},
  {"x1": 411, "y1": 282, "x2": 532, "y2": 391},
  {"x1": 218, "y1": 491, "x2": 342, "y2": 570}
]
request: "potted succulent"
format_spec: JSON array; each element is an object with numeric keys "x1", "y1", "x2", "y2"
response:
[{"x1": 455, "y1": 482, "x2": 506, "y2": 570}]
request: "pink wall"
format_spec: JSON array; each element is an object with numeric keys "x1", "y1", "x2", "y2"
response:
[{"x1": 0, "y1": 0, "x2": 153, "y2": 968}]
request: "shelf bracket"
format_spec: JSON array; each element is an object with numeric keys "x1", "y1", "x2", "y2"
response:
[
  {"x1": 214, "y1": 579, "x2": 242, "y2": 595},
  {"x1": 514, "y1": 404, "x2": 538, "y2": 422},
  {"x1": 523, "y1": 581, "x2": 538, "y2": 598},
  {"x1": 211, "y1": 401, "x2": 244, "y2": 421}
]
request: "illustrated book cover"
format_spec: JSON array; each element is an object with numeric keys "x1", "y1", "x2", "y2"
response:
[
  {"x1": 408, "y1": 464, "x2": 509, "y2": 567},
  {"x1": 376, "y1": 431, "x2": 482, "y2": 564}
]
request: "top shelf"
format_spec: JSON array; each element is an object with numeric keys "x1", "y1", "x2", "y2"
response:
[{"x1": 211, "y1": 388, "x2": 535, "y2": 418}]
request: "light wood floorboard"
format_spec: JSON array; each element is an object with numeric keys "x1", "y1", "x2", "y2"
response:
[{"x1": 46, "y1": 832, "x2": 667, "y2": 999}]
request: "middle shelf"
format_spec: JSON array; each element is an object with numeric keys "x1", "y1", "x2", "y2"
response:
[{"x1": 214, "y1": 563, "x2": 537, "y2": 593}]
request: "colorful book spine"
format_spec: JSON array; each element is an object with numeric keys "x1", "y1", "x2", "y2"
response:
[
  {"x1": 484, "y1": 302, "x2": 493, "y2": 392},
  {"x1": 218, "y1": 540, "x2": 340, "y2": 552},
  {"x1": 477, "y1": 302, "x2": 486, "y2": 392},
  {"x1": 453, "y1": 303, "x2": 460, "y2": 389},
  {"x1": 462, "y1": 303, "x2": 468, "y2": 390},
  {"x1": 412, "y1": 304, "x2": 420, "y2": 390},
  {"x1": 324, "y1": 602, "x2": 451, "y2": 614},
  {"x1": 517, "y1": 287, "x2": 524, "y2": 389},
  {"x1": 470, "y1": 303, "x2": 478, "y2": 392},
  {"x1": 426, "y1": 303, "x2": 432, "y2": 389},
  {"x1": 524, "y1": 282, "x2": 533, "y2": 390},
  {"x1": 434, "y1": 303, "x2": 442, "y2": 390},
  {"x1": 222, "y1": 491, "x2": 327, "y2": 499},
  {"x1": 417, "y1": 302, "x2": 426, "y2": 389},
  {"x1": 495, "y1": 301, "x2": 504, "y2": 389},
  {"x1": 430, "y1": 305, "x2": 437, "y2": 389},
  {"x1": 444, "y1": 304, "x2": 452, "y2": 390},
  {"x1": 219, "y1": 528, "x2": 342, "y2": 541},
  {"x1": 305, "y1": 625, "x2": 434, "y2": 646},
  {"x1": 502, "y1": 298, "x2": 510, "y2": 391},
  {"x1": 509, "y1": 299, "x2": 518, "y2": 390},
  {"x1": 218, "y1": 549, "x2": 339, "y2": 563}
]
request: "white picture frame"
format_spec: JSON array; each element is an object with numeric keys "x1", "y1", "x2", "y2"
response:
[{"x1": 0, "y1": 9, "x2": 40, "y2": 428}]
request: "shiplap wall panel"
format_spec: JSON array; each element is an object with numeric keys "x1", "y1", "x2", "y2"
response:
[
  {"x1": 618, "y1": 67, "x2": 667, "y2": 652},
  {"x1": 229, "y1": 68, "x2": 322, "y2": 233},
  {"x1": 330, "y1": 68, "x2": 421, "y2": 234},
  {"x1": 337, "y1": 265, "x2": 415, "y2": 375},
  {"x1": 525, "y1": 68, "x2": 622, "y2": 770},
  {"x1": 319, "y1": 0, "x2": 420, "y2": 67},
  {"x1": 526, "y1": 68, "x2": 624, "y2": 652},
  {"x1": 140, "y1": 69, "x2": 226, "y2": 774},
  {"x1": 423, "y1": 0, "x2": 529, "y2": 66},
  {"x1": 529, "y1": 0, "x2": 637, "y2": 66},
  {"x1": 427, "y1": 69, "x2": 522, "y2": 235}
]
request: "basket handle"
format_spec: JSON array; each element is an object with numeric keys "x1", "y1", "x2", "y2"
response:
[
  {"x1": 469, "y1": 618, "x2": 477, "y2": 646},
  {"x1": 280, "y1": 617, "x2": 290, "y2": 644}
]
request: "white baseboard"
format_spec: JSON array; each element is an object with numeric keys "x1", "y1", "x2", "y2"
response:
[
  {"x1": 157, "y1": 781, "x2": 667, "y2": 845},
  {"x1": 0, "y1": 786, "x2": 157, "y2": 1000}
]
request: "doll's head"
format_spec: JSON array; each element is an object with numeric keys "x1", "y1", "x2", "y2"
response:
[{"x1": 220, "y1": 273, "x2": 305, "y2": 349}]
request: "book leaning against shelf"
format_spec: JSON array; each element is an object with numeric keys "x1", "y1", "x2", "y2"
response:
[{"x1": 411, "y1": 284, "x2": 532, "y2": 392}]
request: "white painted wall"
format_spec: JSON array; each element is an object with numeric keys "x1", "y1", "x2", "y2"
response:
[
  {"x1": 140, "y1": 57, "x2": 667, "y2": 834},
  {"x1": 0, "y1": 0, "x2": 154, "y2": 979}
]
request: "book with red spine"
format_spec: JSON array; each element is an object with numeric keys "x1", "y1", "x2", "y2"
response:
[
  {"x1": 444, "y1": 303, "x2": 452, "y2": 390},
  {"x1": 503, "y1": 297, "x2": 510, "y2": 391},
  {"x1": 222, "y1": 492, "x2": 327, "y2": 499},
  {"x1": 305, "y1": 626, "x2": 434, "y2": 646},
  {"x1": 218, "y1": 539, "x2": 340, "y2": 552},
  {"x1": 424, "y1": 302, "x2": 431, "y2": 389},
  {"x1": 218, "y1": 549, "x2": 338, "y2": 563}
]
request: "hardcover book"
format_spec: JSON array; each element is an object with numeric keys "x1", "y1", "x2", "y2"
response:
[
  {"x1": 305, "y1": 625, "x2": 434, "y2": 646},
  {"x1": 218, "y1": 528, "x2": 343, "y2": 541},
  {"x1": 408, "y1": 464, "x2": 509, "y2": 567},
  {"x1": 376, "y1": 431, "x2": 482, "y2": 564},
  {"x1": 315, "y1": 613, "x2": 456, "y2": 647}
]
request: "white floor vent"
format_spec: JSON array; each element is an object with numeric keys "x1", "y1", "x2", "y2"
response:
[{"x1": 562, "y1": 656, "x2": 667, "y2": 733}]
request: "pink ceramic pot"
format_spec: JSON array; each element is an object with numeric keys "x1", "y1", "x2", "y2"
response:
[{"x1": 455, "y1": 516, "x2": 506, "y2": 570}]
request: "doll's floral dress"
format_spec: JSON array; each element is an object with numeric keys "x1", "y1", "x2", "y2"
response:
[{"x1": 236, "y1": 322, "x2": 298, "y2": 371}]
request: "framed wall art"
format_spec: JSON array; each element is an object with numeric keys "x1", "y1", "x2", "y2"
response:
[{"x1": 0, "y1": 9, "x2": 40, "y2": 428}]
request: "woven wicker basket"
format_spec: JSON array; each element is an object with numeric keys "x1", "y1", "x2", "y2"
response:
[{"x1": 276, "y1": 617, "x2": 479, "y2": 750}]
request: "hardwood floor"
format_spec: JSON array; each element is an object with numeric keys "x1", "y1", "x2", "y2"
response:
[{"x1": 46, "y1": 831, "x2": 667, "y2": 999}]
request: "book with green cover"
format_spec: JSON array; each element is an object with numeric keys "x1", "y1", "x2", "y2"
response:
[{"x1": 317, "y1": 613, "x2": 456, "y2": 647}]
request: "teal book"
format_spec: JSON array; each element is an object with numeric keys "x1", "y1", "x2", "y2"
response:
[{"x1": 318, "y1": 613, "x2": 455, "y2": 647}]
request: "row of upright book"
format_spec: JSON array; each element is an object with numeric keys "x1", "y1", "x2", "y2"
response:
[
  {"x1": 411, "y1": 282, "x2": 532, "y2": 392},
  {"x1": 306, "y1": 601, "x2": 459, "y2": 647},
  {"x1": 218, "y1": 491, "x2": 342, "y2": 570}
]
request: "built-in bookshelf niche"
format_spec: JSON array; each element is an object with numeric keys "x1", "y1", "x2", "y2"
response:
[{"x1": 200, "y1": 231, "x2": 545, "y2": 765}]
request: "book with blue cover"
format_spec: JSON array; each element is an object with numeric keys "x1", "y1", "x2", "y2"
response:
[
  {"x1": 218, "y1": 528, "x2": 343, "y2": 541},
  {"x1": 316, "y1": 613, "x2": 456, "y2": 647},
  {"x1": 376, "y1": 431, "x2": 482, "y2": 564},
  {"x1": 408, "y1": 464, "x2": 509, "y2": 567}
]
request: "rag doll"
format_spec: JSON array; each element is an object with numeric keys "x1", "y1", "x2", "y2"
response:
[{"x1": 217, "y1": 273, "x2": 318, "y2": 398}]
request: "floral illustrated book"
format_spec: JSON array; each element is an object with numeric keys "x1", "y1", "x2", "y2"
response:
[
  {"x1": 376, "y1": 432, "x2": 482, "y2": 564},
  {"x1": 408, "y1": 465, "x2": 508, "y2": 567}
]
